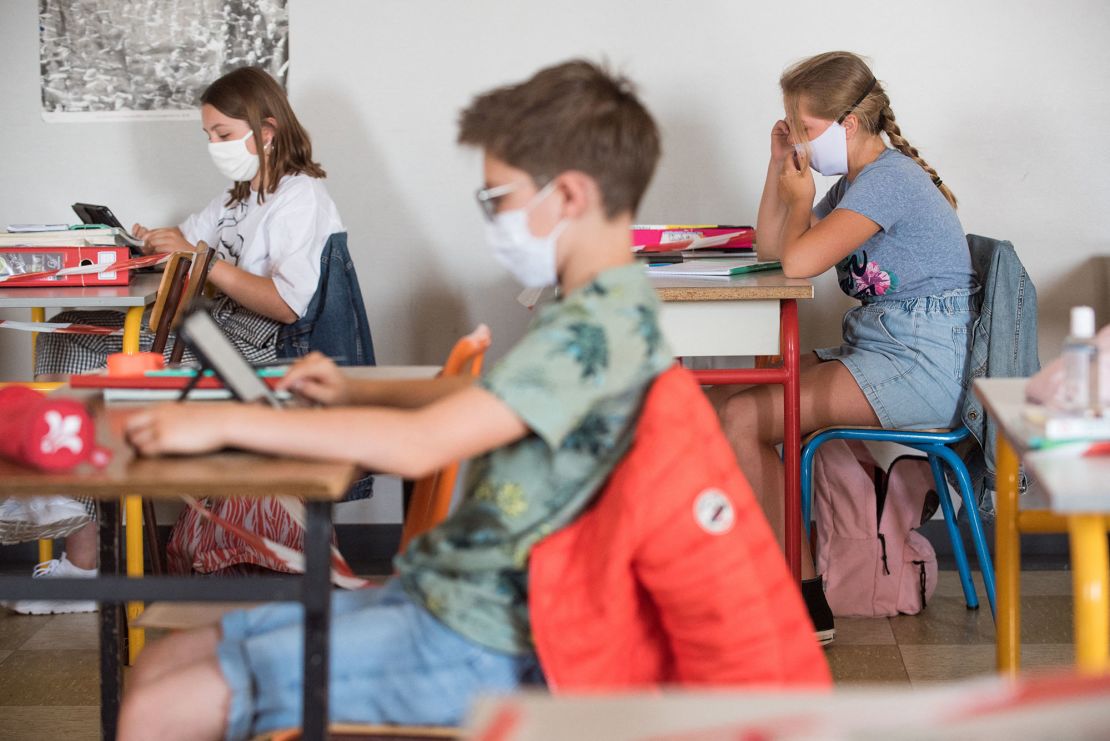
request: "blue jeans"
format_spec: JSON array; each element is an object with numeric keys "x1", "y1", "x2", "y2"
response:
[
  {"x1": 217, "y1": 579, "x2": 544, "y2": 740},
  {"x1": 815, "y1": 288, "x2": 979, "y2": 430}
]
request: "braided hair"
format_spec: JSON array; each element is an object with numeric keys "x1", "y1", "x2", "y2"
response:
[{"x1": 780, "y1": 51, "x2": 957, "y2": 209}]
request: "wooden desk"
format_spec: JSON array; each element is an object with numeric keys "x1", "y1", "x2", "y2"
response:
[
  {"x1": 651, "y1": 270, "x2": 815, "y2": 578},
  {"x1": 0, "y1": 398, "x2": 362, "y2": 741},
  {"x1": 0, "y1": 271, "x2": 162, "y2": 355},
  {"x1": 974, "y1": 378, "x2": 1110, "y2": 675}
]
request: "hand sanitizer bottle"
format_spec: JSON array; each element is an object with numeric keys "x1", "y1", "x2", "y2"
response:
[{"x1": 1056, "y1": 305, "x2": 1099, "y2": 416}]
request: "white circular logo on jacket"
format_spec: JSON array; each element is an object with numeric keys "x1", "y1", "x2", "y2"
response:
[{"x1": 693, "y1": 489, "x2": 734, "y2": 534}]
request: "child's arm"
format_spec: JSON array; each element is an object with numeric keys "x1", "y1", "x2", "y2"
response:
[
  {"x1": 277, "y1": 352, "x2": 476, "y2": 409},
  {"x1": 124, "y1": 385, "x2": 528, "y2": 479},
  {"x1": 776, "y1": 149, "x2": 879, "y2": 278},
  {"x1": 756, "y1": 121, "x2": 817, "y2": 261},
  {"x1": 134, "y1": 225, "x2": 298, "y2": 322},
  {"x1": 205, "y1": 260, "x2": 299, "y2": 323}
]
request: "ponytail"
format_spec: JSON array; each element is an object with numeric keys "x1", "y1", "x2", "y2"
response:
[{"x1": 879, "y1": 102, "x2": 958, "y2": 209}]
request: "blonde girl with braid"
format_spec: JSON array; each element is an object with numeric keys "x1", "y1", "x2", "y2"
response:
[{"x1": 711, "y1": 51, "x2": 977, "y2": 644}]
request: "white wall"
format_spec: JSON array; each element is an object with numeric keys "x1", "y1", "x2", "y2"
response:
[{"x1": 3, "y1": 0, "x2": 1109, "y2": 381}]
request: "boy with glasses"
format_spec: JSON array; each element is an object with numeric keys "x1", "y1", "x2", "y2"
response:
[{"x1": 119, "y1": 59, "x2": 675, "y2": 740}]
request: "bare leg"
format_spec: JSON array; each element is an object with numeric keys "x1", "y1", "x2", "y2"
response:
[
  {"x1": 713, "y1": 355, "x2": 879, "y2": 578},
  {"x1": 64, "y1": 521, "x2": 97, "y2": 570},
  {"x1": 118, "y1": 654, "x2": 231, "y2": 741},
  {"x1": 126, "y1": 626, "x2": 220, "y2": 689}
]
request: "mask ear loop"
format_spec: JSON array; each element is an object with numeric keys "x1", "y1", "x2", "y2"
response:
[
  {"x1": 525, "y1": 180, "x2": 569, "y2": 246},
  {"x1": 836, "y1": 77, "x2": 877, "y2": 125}
]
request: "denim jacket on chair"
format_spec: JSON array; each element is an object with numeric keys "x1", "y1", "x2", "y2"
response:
[
  {"x1": 277, "y1": 232, "x2": 377, "y2": 500},
  {"x1": 276, "y1": 232, "x2": 376, "y2": 366},
  {"x1": 959, "y1": 234, "x2": 1040, "y2": 513}
]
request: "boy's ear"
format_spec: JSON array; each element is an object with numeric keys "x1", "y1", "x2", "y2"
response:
[{"x1": 554, "y1": 170, "x2": 602, "y2": 220}]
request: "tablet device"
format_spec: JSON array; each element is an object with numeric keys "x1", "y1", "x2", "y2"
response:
[
  {"x1": 177, "y1": 302, "x2": 283, "y2": 408},
  {"x1": 71, "y1": 203, "x2": 145, "y2": 253}
]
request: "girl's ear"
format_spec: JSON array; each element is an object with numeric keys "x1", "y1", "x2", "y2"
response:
[
  {"x1": 842, "y1": 113, "x2": 859, "y2": 139},
  {"x1": 261, "y1": 116, "x2": 278, "y2": 150}
]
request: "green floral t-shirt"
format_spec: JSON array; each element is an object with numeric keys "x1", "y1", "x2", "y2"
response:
[{"x1": 395, "y1": 263, "x2": 673, "y2": 654}]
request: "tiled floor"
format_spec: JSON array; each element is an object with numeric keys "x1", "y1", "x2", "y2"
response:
[
  {"x1": 827, "y1": 569, "x2": 1074, "y2": 686},
  {"x1": 0, "y1": 570, "x2": 1078, "y2": 739}
]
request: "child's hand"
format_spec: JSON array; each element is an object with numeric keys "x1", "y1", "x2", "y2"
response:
[
  {"x1": 132, "y1": 224, "x2": 155, "y2": 255},
  {"x1": 124, "y1": 404, "x2": 230, "y2": 456},
  {"x1": 143, "y1": 227, "x2": 194, "y2": 254},
  {"x1": 770, "y1": 119, "x2": 794, "y2": 165},
  {"x1": 778, "y1": 146, "x2": 816, "y2": 208},
  {"x1": 278, "y1": 352, "x2": 350, "y2": 406}
]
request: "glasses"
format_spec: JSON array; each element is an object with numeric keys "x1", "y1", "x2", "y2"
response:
[
  {"x1": 475, "y1": 183, "x2": 519, "y2": 222},
  {"x1": 474, "y1": 178, "x2": 552, "y2": 221}
]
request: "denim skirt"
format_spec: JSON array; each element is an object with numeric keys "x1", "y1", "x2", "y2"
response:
[{"x1": 815, "y1": 288, "x2": 978, "y2": 430}]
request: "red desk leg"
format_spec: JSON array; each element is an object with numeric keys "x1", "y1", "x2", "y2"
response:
[
  {"x1": 780, "y1": 299, "x2": 801, "y2": 579},
  {"x1": 689, "y1": 299, "x2": 803, "y2": 579}
]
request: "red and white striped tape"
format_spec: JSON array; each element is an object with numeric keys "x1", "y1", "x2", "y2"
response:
[
  {"x1": 0, "y1": 320, "x2": 123, "y2": 335},
  {"x1": 0, "y1": 251, "x2": 171, "y2": 285}
]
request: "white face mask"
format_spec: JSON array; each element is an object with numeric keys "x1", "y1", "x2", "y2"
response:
[
  {"x1": 483, "y1": 182, "x2": 566, "y2": 288},
  {"x1": 796, "y1": 121, "x2": 849, "y2": 177},
  {"x1": 208, "y1": 129, "x2": 261, "y2": 182}
]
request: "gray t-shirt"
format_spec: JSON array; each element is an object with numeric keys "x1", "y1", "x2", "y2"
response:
[{"x1": 814, "y1": 148, "x2": 974, "y2": 301}]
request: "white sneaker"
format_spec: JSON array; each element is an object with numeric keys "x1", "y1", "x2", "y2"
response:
[{"x1": 1, "y1": 553, "x2": 98, "y2": 615}]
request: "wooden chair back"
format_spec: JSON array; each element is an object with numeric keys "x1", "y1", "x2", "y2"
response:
[
  {"x1": 168, "y1": 242, "x2": 216, "y2": 364},
  {"x1": 148, "y1": 251, "x2": 194, "y2": 355}
]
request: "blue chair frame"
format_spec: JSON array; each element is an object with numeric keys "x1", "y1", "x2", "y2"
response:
[{"x1": 801, "y1": 425, "x2": 996, "y2": 618}]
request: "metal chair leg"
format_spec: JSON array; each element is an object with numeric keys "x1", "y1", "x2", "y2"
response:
[{"x1": 927, "y1": 450, "x2": 978, "y2": 610}]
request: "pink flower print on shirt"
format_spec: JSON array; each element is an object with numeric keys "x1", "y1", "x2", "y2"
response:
[
  {"x1": 855, "y1": 261, "x2": 894, "y2": 296},
  {"x1": 839, "y1": 251, "x2": 899, "y2": 299}
]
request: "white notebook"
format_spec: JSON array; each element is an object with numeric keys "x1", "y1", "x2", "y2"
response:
[{"x1": 646, "y1": 260, "x2": 781, "y2": 277}]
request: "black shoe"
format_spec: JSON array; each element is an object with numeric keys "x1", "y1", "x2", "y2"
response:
[{"x1": 802, "y1": 577, "x2": 835, "y2": 647}]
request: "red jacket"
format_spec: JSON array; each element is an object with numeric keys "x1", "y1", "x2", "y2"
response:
[{"x1": 529, "y1": 365, "x2": 831, "y2": 690}]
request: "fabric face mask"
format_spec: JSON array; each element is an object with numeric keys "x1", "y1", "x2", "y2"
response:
[
  {"x1": 208, "y1": 130, "x2": 260, "y2": 182},
  {"x1": 796, "y1": 121, "x2": 849, "y2": 177},
  {"x1": 484, "y1": 182, "x2": 566, "y2": 288}
]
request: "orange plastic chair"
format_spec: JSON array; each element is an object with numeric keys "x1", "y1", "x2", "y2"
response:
[{"x1": 397, "y1": 325, "x2": 491, "y2": 554}]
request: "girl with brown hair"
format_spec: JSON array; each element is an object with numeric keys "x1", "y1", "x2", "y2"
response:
[
  {"x1": 6, "y1": 68, "x2": 345, "y2": 614},
  {"x1": 711, "y1": 52, "x2": 977, "y2": 644}
]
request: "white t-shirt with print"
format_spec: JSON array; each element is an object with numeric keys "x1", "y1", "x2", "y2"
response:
[{"x1": 179, "y1": 174, "x2": 343, "y2": 318}]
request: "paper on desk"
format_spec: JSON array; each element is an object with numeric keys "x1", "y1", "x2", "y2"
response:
[{"x1": 6, "y1": 224, "x2": 71, "y2": 232}]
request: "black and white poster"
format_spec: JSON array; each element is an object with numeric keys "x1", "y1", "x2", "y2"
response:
[{"x1": 39, "y1": 0, "x2": 289, "y2": 122}]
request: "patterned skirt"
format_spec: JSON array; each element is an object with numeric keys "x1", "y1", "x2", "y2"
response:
[{"x1": 167, "y1": 497, "x2": 335, "y2": 576}]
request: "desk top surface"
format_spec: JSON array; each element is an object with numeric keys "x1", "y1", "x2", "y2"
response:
[
  {"x1": 0, "y1": 366, "x2": 443, "y2": 500},
  {"x1": 0, "y1": 272, "x2": 162, "y2": 308},
  {"x1": 521, "y1": 270, "x2": 815, "y2": 308},
  {"x1": 650, "y1": 270, "x2": 814, "y2": 301},
  {"x1": 974, "y1": 378, "x2": 1110, "y2": 513}
]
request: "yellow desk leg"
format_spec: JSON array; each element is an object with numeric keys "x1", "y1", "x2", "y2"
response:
[
  {"x1": 124, "y1": 495, "x2": 145, "y2": 663},
  {"x1": 33, "y1": 307, "x2": 53, "y2": 566},
  {"x1": 1069, "y1": 514, "x2": 1109, "y2": 674},
  {"x1": 31, "y1": 306, "x2": 45, "y2": 363},
  {"x1": 996, "y1": 433, "x2": 1021, "y2": 675},
  {"x1": 122, "y1": 305, "x2": 144, "y2": 354}
]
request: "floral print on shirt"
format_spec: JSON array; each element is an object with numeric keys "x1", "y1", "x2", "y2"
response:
[{"x1": 839, "y1": 250, "x2": 900, "y2": 299}]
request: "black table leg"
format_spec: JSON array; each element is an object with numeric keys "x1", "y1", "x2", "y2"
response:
[
  {"x1": 98, "y1": 499, "x2": 123, "y2": 741},
  {"x1": 302, "y1": 500, "x2": 333, "y2": 741}
]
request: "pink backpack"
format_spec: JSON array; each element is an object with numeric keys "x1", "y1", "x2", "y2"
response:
[{"x1": 813, "y1": 439, "x2": 939, "y2": 617}]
